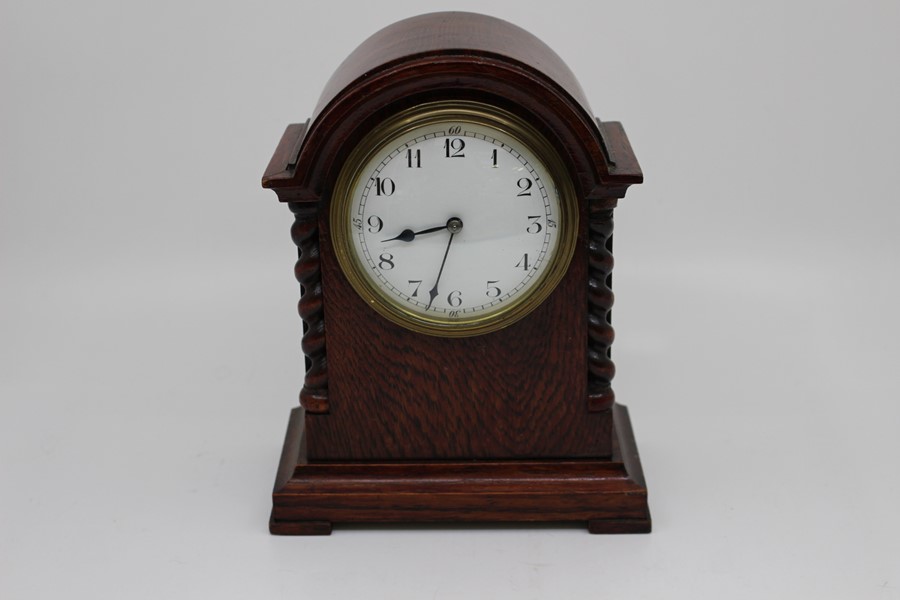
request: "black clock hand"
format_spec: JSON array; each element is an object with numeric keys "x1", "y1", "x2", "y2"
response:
[
  {"x1": 425, "y1": 230, "x2": 456, "y2": 311},
  {"x1": 382, "y1": 223, "x2": 449, "y2": 243}
]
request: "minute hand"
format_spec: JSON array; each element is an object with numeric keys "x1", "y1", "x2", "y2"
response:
[{"x1": 425, "y1": 231, "x2": 456, "y2": 311}]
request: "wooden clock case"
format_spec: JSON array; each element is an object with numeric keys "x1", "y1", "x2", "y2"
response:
[{"x1": 262, "y1": 12, "x2": 650, "y2": 534}]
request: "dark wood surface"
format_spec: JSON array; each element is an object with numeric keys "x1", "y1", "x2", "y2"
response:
[
  {"x1": 311, "y1": 194, "x2": 609, "y2": 460},
  {"x1": 261, "y1": 12, "x2": 642, "y2": 203},
  {"x1": 271, "y1": 404, "x2": 650, "y2": 534},
  {"x1": 262, "y1": 12, "x2": 648, "y2": 532},
  {"x1": 289, "y1": 202, "x2": 328, "y2": 414},
  {"x1": 309, "y1": 12, "x2": 597, "y2": 127},
  {"x1": 587, "y1": 207, "x2": 616, "y2": 412}
]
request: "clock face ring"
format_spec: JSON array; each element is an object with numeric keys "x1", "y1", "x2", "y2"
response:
[{"x1": 330, "y1": 101, "x2": 578, "y2": 337}]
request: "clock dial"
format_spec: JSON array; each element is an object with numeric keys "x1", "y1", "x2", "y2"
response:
[{"x1": 331, "y1": 102, "x2": 578, "y2": 336}]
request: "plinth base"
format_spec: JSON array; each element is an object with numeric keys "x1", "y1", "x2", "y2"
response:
[{"x1": 270, "y1": 404, "x2": 650, "y2": 535}]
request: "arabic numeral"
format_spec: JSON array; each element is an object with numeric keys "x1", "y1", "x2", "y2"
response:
[
  {"x1": 406, "y1": 148, "x2": 421, "y2": 168},
  {"x1": 515, "y1": 253, "x2": 530, "y2": 271},
  {"x1": 526, "y1": 215, "x2": 543, "y2": 234},
  {"x1": 378, "y1": 253, "x2": 395, "y2": 270},
  {"x1": 444, "y1": 138, "x2": 465, "y2": 158},
  {"x1": 374, "y1": 177, "x2": 395, "y2": 196},
  {"x1": 367, "y1": 215, "x2": 383, "y2": 233},
  {"x1": 516, "y1": 178, "x2": 533, "y2": 196}
]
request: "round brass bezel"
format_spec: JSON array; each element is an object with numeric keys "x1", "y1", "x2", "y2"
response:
[{"x1": 330, "y1": 100, "x2": 579, "y2": 337}]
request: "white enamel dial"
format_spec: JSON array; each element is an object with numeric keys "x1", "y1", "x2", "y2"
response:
[{"x1": 332, "y1": 103, "x2": 577, "y2": 336}]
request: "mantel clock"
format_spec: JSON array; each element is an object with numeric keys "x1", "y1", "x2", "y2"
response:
[{"x1": 261, "y1": 12, "x2": 650, "y2": 535}]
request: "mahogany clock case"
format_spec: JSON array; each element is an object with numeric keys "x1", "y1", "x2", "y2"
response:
[{"x1": 261, "y1": 12, "x2": 650, "y2": 534}]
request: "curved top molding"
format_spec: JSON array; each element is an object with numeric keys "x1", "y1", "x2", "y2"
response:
[
  {"x1": 262, "y1": 12, "x2": 642, "y2": 202},
  {"x1": 313, "y1": 12, "x2": 595, "y2": 126}
]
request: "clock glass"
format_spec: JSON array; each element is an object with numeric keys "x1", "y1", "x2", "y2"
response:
[{"x1": 331, "y1": 101, "x2": 578, "y2": 337}]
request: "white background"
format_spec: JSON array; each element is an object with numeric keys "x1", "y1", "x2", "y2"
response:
[{"x1": 2, "y1": 1, "x2": 898, "y2": 598}]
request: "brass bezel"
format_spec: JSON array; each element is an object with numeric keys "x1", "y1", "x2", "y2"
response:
[{"x1": 330, "y1": 100, "x2": 578, "y2": 337}]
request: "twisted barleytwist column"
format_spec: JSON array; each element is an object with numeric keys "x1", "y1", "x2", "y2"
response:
[
  {"x1": 289, "y1": 202, "x2": 328, "y2": 413},
  {"x1": 587, "y1": 206, "x2": 615, "y2": 412}
]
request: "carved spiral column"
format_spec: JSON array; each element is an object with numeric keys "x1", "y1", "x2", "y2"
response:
[
  {"x1": 587, "y1": 206, "x2": 615, "y2": 412},
  {"x1": 288, "y1": 202, "x2": 328, "y2": 413}
]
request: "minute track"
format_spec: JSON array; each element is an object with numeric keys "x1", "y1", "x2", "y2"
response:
[
  {"x1": 357, "y1": 129, "x2": 553, "y2": 316},
  {"x1": 331, "y1": 101, "x2": 577, "y2": 336}
]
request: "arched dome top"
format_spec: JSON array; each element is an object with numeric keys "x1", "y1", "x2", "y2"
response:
[
  {"x1": 263, "y1": 12, "x2": 641, "y2": 203},
  {"x1": 312, "y1": 12, "x2": 595, "y2": 124}
]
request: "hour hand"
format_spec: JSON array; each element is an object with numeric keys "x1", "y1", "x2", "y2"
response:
[{"x1": 382, "y1": 223, "x2": 448, "y2": 243}]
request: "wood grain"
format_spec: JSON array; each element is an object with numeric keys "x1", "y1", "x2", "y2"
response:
[
  {"x1": 262, "y1": 12, "x2": 649, "y2": 533},
  {"x1": 310, "y1": 195, "x2": 605, "y2": 460},
  {"x1": 289, "y1": 203, "x2": 328, "y2": 413},
  {"x1": 270, "y1": 405, "x2": 651, "y2": 533},
  {"x1": 587, "y1": 207, "x2": 616, "y2": 411}
]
